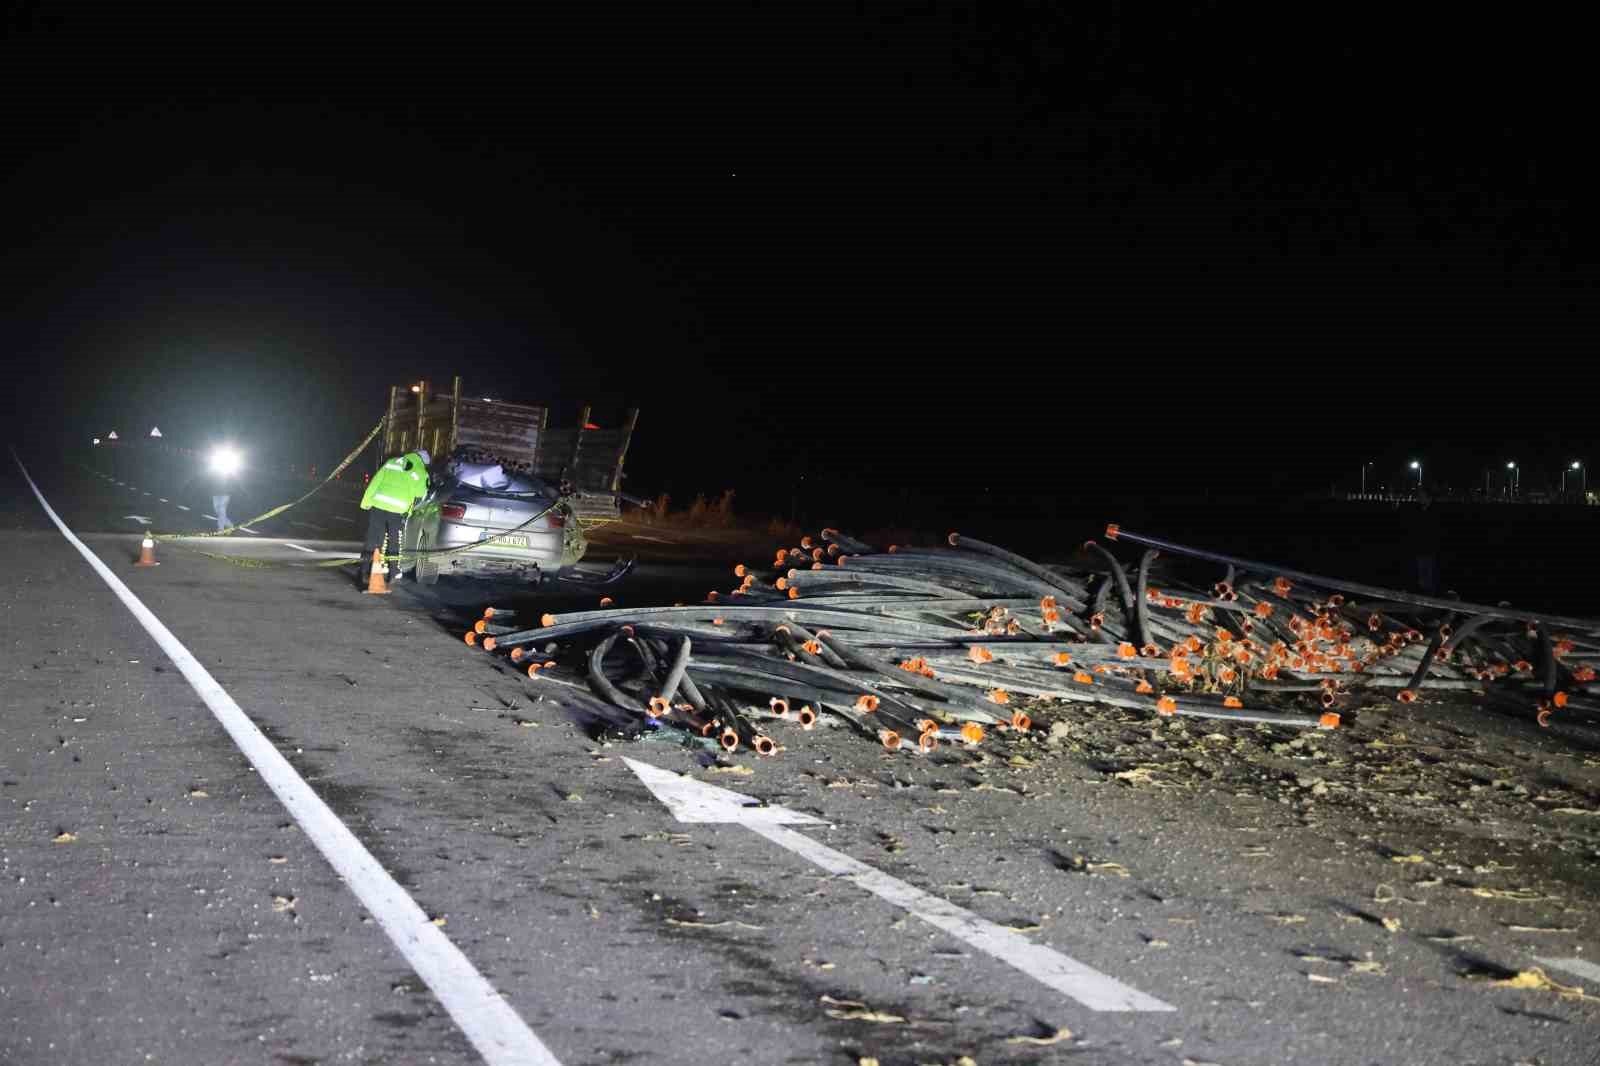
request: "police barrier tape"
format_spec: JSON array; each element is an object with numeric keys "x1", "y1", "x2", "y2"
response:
[
  {"x1": 152, "y1": 418, "x2": 386, "y2": 543},
  {"x1": 140, "y1": 419, "x2": 569, "y2": 570}
]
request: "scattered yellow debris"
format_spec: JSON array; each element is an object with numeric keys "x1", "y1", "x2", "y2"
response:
[
  {"x1": 820, "y1": 995, "x2": 904, "y2": 1024},
  {"x1": 1085, "y1": 861, "x2": 1131, "y2": 877},
  {"x1": 665, "y1": 917, "x2": 767, "y2": 931},
  {"x1": 1466, "y1": 886, "x2": 1551, "y2": 902},
  {"x1": 271, "y1": 895, "x2": 296, "y2": 912},
  {"x1": 1381, "y1": 917, "x2": 1403, "y2": 933},
  {"x1": 188, "y1": 789, "x2": 209, "y2": 798},
  {"x1": 431, "y1": 915, "x2": 447, "y2": 926},
  {"x1": 52, "y1": 831, "x2": 77, "y2": 844},
  {"x1": 1390, "y1": 853, "x2": 1425, "y2": 863},
  {"x1": 267, "y1": 856, "x2": 287, "y2": 864},
  {"x1": 706, "y1": 765, "x2": 754, "y2": 776},
  {"x1": 1005, "y1": 1026, "x2": 1073, "y2": 1046},
  {"x1": 1487, "y1": 967, "x2": 1600, "y2": 1002}
]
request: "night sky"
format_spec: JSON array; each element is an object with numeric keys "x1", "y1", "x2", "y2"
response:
[{"x1": 4, "y1": 6, "x2": 1595, "y2": 524}]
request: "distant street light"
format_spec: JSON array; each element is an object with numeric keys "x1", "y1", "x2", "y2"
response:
[
  {"x1": 1409, "y1": 460, "x2": 1422, "y2": 488},
  {"x1": 1361, "y1": 460, "x2": 1373, "y2": 495},
  {"x1": 1506, "y1": 461, "x2": 1519, "y2": 497},
  {"x1": 1573, "y1": 460, "x2": 1587, "y2": 502}
]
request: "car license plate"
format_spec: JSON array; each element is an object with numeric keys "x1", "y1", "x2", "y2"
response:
[{"x1": 482, "y1": 533, "x2": 529, "y2": 549}]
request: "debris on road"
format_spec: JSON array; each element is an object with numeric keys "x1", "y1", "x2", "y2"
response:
[{"x1": 458, "y1": 526, "x2": 1600, "y2": 754}]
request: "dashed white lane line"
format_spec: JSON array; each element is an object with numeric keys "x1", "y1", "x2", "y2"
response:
[
  {"x1": 13, "y1": 450, "x2": 563, "y2": 1066},
  {"x1": 237, "y1": 526, "x2": 261, "y2": 535},
  {"x1": 158, "y1": 498, "x2": 169, "y2": 503},
  {"x1": 203, "y1": 513, "x2": 218, "y2": 521},
  {"x1": 176, "y1": 505, "x2": 191, "y2": 511},
  {"x1": 331, "y1": 515, "x2": 357, "y2": 524},
  {"x1": 1538, "y1": 957, "x2": 1600, "y2": 984},
  {"x1": 284, "y1": 542, "x2": 316, "y2": 553},
  {"x1": 142, "y1": 491, "x2": 151, "y2": 495}
]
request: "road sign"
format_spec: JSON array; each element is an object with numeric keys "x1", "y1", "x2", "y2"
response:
[
  {"x1": 624, "y1": 758, "x2": 1174, "y2": 1012},
  {"x1": 150, "y1": 426, "x2": 163, "y2": 437},
  {"x1": 107, "y1": 431, "x2": 119, "y2": 440}
]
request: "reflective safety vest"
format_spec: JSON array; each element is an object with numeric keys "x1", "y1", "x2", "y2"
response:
[{"x1": 361, "y1": 452, "x2": 429, "y2": 514}]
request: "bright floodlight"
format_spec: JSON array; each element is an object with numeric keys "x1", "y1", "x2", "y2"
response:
[
  {"x1": 209, "y1": 446, "x2": 243, "y2": 477},
  {"x1": 1506, "y1": 461, "x2": 1516, "y2": 469},
  {"x1": 1409, "y1": 461, "x2": 1419, "y2": 469},
  {"x1": 1573, "y1": 461, "x2": 1582, "y2": 470}
]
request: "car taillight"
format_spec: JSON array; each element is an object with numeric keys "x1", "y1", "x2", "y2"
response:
[
  {"x1": 440, "y1": 504, "x2": 466, "y2": 520},
  {"x1": 546, "y1": 514, "x2": 564, "y2": 528}
]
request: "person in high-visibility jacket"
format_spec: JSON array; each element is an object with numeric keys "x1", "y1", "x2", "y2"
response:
[{"x1": 359, "y1": 449, "x2": 430, "y2": 583}]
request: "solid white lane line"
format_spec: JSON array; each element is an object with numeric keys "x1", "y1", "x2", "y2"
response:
[
  {"x1": 237, "y1": 526, "x2": 260, "y2": 535},
  {"x1": 1537, "y1": 957, "x2": 1600, "y2": 984},
  {"x1": 284, "y1": 542, "x2": 316, "y2": 553},
  {"x1": 331, "y1": 515, "x2": 357, "y2": 524},
  {"x1": 13, "y1": 451, "x2": 564, "y2": 1066}
]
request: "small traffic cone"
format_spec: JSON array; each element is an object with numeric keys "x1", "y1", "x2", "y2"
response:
[
  {"x1": 363, "y1": 548, "x2": 390, "y2": 595},
  {"x1": 134, "y1": 536, "x2": 159, "y2": 567}
]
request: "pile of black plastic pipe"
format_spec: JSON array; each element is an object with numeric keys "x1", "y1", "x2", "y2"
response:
[{"x1": 461, "y1": 526, "x2": 1600, "y2": 755}]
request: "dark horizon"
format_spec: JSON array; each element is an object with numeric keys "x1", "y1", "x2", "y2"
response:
[{"x1": 5, "y1": 7, "x2": 1597, "y2": 524}]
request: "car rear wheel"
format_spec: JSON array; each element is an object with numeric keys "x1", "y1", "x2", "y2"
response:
[{"x1": 416, "y1": 530, "x2": 440, "y2": 585}]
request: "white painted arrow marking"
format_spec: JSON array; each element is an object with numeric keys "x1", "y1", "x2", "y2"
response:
[
  {"x1": 1538, "y1": 957, "x2": 1600, "y2": 984},
  {"x1": 124, "y1": 515, "x2": 153, "y2": 525},
  {"x1": 623, "y1": 758, "x2": 1174, "y2": 1012}
]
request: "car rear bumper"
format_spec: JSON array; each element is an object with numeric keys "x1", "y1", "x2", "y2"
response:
[{"x1": 430, "y1": 520, "x2": 569, "y2": 580}]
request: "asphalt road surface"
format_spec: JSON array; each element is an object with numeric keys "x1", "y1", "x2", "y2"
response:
[{"x1": 3, "y1": 447, "x2": 1598, "y2": 1066}]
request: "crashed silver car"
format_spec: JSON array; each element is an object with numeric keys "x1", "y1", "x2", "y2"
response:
[{"x1": 400, "y1": 461, "x2": 591, "y2": 585}]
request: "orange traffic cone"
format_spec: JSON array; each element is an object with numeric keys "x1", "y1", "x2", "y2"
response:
[
  {"x1": 134, "y1": 536, "x2": 159, "y2": 567},
  {"x1": 363, "y1": 548, "x2": 390, "y2": 595}
]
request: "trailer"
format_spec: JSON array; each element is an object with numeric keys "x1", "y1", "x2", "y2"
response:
[{"x1": 381, "y1": 379, "x2": 639, "y2": 585}]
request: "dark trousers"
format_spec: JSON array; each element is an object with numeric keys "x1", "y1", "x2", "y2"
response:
[{"x1": 362, "y1": 509, "x2": 405, "y2": 577}]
